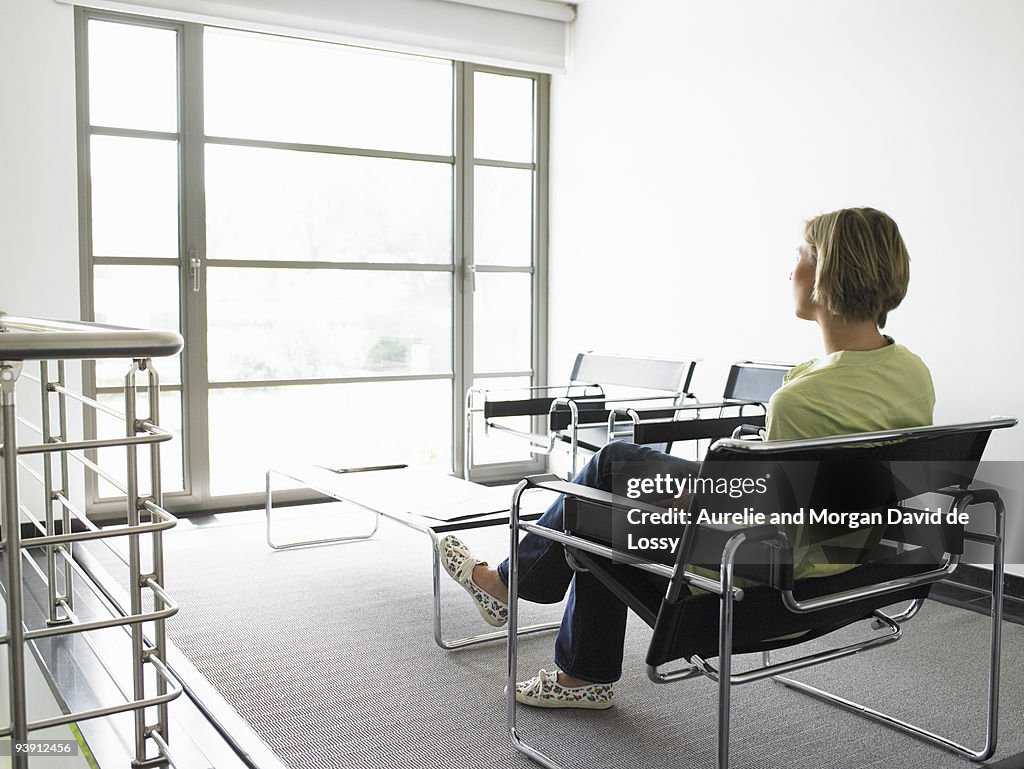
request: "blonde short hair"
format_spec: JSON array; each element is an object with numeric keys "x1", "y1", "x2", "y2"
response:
[{"x1": 804, "y1": 207, "x2": 910, "y2": 328}]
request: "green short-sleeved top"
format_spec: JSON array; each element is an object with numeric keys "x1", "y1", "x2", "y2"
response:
[
  {"x1": 765, "y1": 338, "x2": 935, "y2": 443},
  {"x1": 704, "y1": 338, "x2": 935, "y2": 583}
]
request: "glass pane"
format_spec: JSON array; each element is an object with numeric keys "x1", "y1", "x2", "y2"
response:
[
  {"x1": 90, "y1": 135, "x2": 178, "y2": 258},
  {"x1": 96, "y1": 390, "x2": 184, "y2": 497},
  {"x1": 93, "y1": 265, "x2": 181, "y2": 387},
  {"x1": 474, "y1": 72, "x2": 533, "y2": 162},
  {"x1": 474, "y1": 166, "x2": 532, "y2": 266},
  {"x1": 470, "y1": 376, "x2": 535, "y2": 465},
  {"x1": 473, "y1": 273, "x2": 531, "y2": 373},
  {"x1": 205, "y1": 145, "x2": 451, "y2": 264},
  {"x1": 88, "y1": 20, "x2": 177, "y2": 132},
  {"x1": 207, "y1": 268, "x2": 452, "y2": 382},
  {"x1": 208, "y1": 380, "x2": 452, "y2": 495},
  {"x1": 204, "y1": 29, "x2": 452, "y2": 155}
]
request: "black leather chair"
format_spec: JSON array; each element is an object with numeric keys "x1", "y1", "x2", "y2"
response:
[
  {"x1": 465, "y1": 352, "x2": 699, "y2": 479},
  {"x1": 506, "y1": 417, "x2": 1016, "y2": 769},
  {"x1": 608, "y1": 360, "x2": 793, "y2": 454}
]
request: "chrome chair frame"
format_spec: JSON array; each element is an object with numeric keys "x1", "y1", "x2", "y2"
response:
[{"x1": 506, "y1": 418, "x2": 1016, "y2": 769}]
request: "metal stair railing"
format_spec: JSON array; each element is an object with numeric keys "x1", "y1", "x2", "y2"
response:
[{"x1": 0, "y1": 312, "x2": 184, "y2": 768}]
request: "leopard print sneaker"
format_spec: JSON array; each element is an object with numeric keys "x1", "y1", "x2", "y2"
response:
[
  {"x1": 439, "y1": 535, "x2": 509, "y2": 627},
  {"x1": 515, "y1": 669, "x2": 614, "y2": 709}
]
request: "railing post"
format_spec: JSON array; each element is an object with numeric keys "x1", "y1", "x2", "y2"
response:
[
  {"x1": 1, "y1": 360, "x2": 29, "y2": 769},
  {"x1": 146, "y1": 360, "x2": 171, "y2": 750},
  {"x1": 40, "y1": 361, "x2": 71, "y2": 627},
  {"x1": 125, "y1": 359, "x2": 149, "y2": 767},
  {"x1": 56, "y1": 360, "x2": 74, "y2": 616}
]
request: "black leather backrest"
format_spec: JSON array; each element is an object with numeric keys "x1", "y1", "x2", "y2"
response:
[
  {"x1": 648, "y1": 424, "x2": 997, "y2": 664},
  {"x1": 672, "y1": 424, "x2": 993, "y2": 581},
  {"x1": 722, "y1": 362, "x2": 791, "y2": 402}
]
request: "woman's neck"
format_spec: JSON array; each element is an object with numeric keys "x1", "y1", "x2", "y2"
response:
[{"x1": 817, "y1": 316, "x2": 889, "y2": 355}]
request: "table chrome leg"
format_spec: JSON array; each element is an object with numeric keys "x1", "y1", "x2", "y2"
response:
[
  {"x1": 429, "y1": 529, "x2": 559, "y2": 651},
  {"x1": 265, "y1": 469, "x2": 380, "y2": 550}
]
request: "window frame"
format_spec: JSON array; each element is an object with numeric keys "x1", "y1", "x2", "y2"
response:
[{"x1": 75, "y1": 8, "x2": 549, "y2": 519}]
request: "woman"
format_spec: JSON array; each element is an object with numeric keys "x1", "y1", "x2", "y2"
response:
[{"x1": 442, "y1": 207, "x2": 935, "y2": 709}]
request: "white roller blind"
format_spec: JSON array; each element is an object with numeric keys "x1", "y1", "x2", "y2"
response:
[{"x1": 56, "y1": 0, "x2": 574, "y2": 72}]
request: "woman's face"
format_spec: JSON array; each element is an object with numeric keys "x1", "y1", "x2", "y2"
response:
[{"x1": 791, "y1": 244, "x2": 818, "y2": 320}]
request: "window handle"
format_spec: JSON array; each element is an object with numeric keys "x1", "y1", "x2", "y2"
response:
[{"x1": 189, "y1": 249, "x2": 202, "y2": 293}]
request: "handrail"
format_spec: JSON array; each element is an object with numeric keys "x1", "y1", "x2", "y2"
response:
[
  {"x1": 1, "y1": 321, "x2": 181, "y2": 768},
  {"x1": 0, "y1": 312, "x2": 183, "y2": 360}
]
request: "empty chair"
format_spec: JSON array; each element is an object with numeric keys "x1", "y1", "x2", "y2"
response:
[
  {"x1": 465, "y1": 352, "x2": 699, "y2": 479},
  {"x1": 608, "y1": 360, "x2": 793, "y2": 456}
]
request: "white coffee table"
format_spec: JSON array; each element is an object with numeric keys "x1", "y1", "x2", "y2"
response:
[{"x1": 265, "y1": 464, "x2": 559, "y2": 650}]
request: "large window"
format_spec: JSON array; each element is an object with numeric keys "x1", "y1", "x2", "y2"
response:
[{"x1": 77, "y1": 11, "x2": 549, "y2": 515}]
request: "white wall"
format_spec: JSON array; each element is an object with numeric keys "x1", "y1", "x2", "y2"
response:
[
  {"x1": 549, "y1": 0, "x2": 1024, "y2": 462},
  {"x1": 0, "y1": 0, "x2": 80, "y2": 319},
  {"x1": 1, "y1": 0, "x2": 85, "y2": 518}
]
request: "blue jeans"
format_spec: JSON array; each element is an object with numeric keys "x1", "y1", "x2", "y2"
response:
[{"x1": 496, "y1": 442, "x2": 701, "y2": 684}]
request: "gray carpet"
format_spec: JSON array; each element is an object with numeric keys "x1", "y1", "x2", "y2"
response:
[{"x1": 87, "y1": 505, "x2": 1024, "y2": 769}]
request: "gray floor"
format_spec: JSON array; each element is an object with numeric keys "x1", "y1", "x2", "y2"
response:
[{"x1": 89, "y1": 504, "x2": 1024, "y2": 769}]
